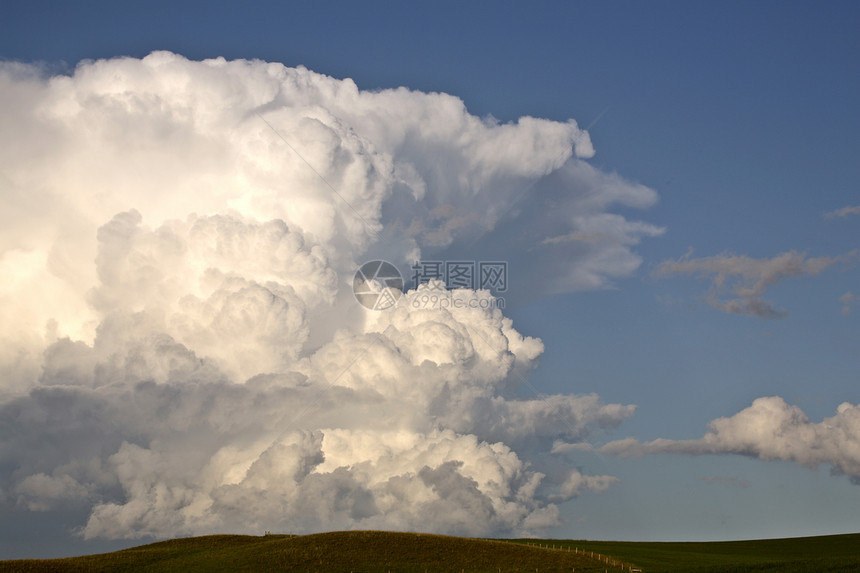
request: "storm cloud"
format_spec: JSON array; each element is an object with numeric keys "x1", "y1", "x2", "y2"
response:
[{"x1": 0, "y1": 52, "x2": 660, "y2": 540}]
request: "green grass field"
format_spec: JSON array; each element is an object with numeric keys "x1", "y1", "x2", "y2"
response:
[
  {"x1": 1, "y1": 530, "x2": 859, "y2": 572},
  {"x1": 510, "y1": 533, "x2": 860, "y2": 572}
]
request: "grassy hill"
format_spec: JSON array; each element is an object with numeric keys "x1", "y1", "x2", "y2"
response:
[
  {"x1": 0, "y1": 531, "x2": 624, "y2": 572},
  {"x1": 2, "y1": 530, "x2": 859, "y2": 572}
]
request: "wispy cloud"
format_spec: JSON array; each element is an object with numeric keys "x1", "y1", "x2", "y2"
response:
[
  {"x1": 824, "y1": 205, "x2": 860, "y2": 219},
  {"x1": 654, "y1": 250, "x2": 855, "y2": 318}
]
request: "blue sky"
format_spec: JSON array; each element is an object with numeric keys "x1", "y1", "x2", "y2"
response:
[{"x1": 1, "y1": 0, "x2": 859, "y2": 557}]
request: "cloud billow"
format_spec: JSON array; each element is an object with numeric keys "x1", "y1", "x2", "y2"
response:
[{"x1": 0, "y1": 52, "x2": 657, "y2": 539}]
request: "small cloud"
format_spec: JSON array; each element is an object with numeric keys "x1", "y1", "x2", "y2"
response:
[
  {"x1": 824, "y1": 205, "x2": 860, "y2": 219},
  {"x1": 549, "y1": 469, "x2": 620, "y2": 502},
  {"x1": 598, "y1": 397, "x2": 860, "y2": 483}
]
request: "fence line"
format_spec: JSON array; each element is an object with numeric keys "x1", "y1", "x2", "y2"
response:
[{"x1": 522, "y1": 541, "x2": 641, "y2": 571}]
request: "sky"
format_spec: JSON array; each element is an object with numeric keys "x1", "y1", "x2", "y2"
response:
[{"x1": 1, "y1": 0, "x2": 859, "y2": 559}]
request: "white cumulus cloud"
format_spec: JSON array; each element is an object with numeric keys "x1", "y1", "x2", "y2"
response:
[
  {"x1": 596, "y1": 397, "x2": 860, "y2": 482},
  {"x1": 0, "y1": 52, "x2": 656, "y2": 540}
]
